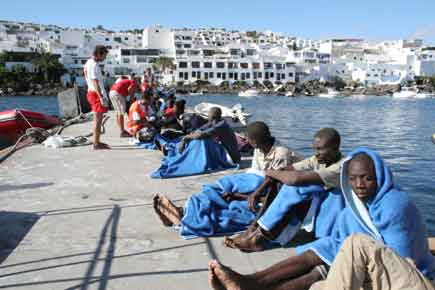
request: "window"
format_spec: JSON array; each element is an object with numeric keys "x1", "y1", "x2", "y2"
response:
[
  {"x1": 204, "y1": 62, "x2": 212, "y2": 68},
  {"x1": 217, "y1": 72, "x2": 222, "y2": 78},
  {"x1": 281, "y1": 73, "x2": 285, "y2": 79},
  {"x1": 179, "y1": 72, "x2": 183, "y2": 78},
  {"x1": 241, "y1": 73, "x2": 246, "y2": 80},
  {"x1": 246, "y1": 73, "x2": 250, "y2": 79},
  {"x1": 74, "y1": 60, "x2": 78, "y2": 64},
  {"x1": 265, "y1": 72, "x2": 269, "y2": 79},
  {"x1": 123, "y1": 58, "x2": 130, "y2": 64},
  {"x1": 184, "y1": 72, "x2": 188, "y2": 80},
  {"x1": 184, "y1": 44, "x2": 191, "y2": 48},
  {"x1": 209, "y1": 72, "x2": 214, "y2": 78},
  {"x1": 258, "y1": 72, "x2": 262, "y2": 78},
  {"x1": 275, "y1": 63, "x2": 283, "y2": 70},
  {"x1": 216, "y1": 62, "x2": 225, "y2": 68},
  {"x1": 288, "y1": 72, "x2": 294, "y2": 77},
  {"x1": 124, "y1": 37, "x2": 128, "y2": 41},
  {"x1": 264, "y1": 63, "x2": 272, "y2": 69},
  {"x1": 197, "y1": 71, "x2": 201, "y2": 79},
  {"x1": 179, "y1": 62, "x2": 187, "y2": 68},
  {"x1": 105, "y1": 38, "x2": 109, "y2": 41},
  {"x1": 222, "y1": 73, "x2": 226, "y2": 80},
  {"x1": 270, "y1": 72, "x2": 274, "y2": 78},
  {"x1": 204, "y1": 72, "x2": 209, "y2": 80},
  {"x1": 252, "y1": 63, "x2": 260, "y2": 69},
  {"x1": 229, "y1": 72, "x2": 234, "y2": 79},
  {"x1": 192, "y1": 61, "x2": 200, "y2": 68},
  {"x1": 192, "y1": 71, "x2": 196, "y2": 78},
  {"x1": 253, "y1": 71, "x2": 257, "y2": 79},
  {"x1": 240, "y1": 63, "x2": 249, "y2": 69},
  {"x1": 228, "y1": 62, "x2": 237, "y2": 69},
  {"x1": 81, "y1": 60, "x2": 86, "y2": 64}
]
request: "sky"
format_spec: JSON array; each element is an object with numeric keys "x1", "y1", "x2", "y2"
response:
[{"x1": 2, "y1": 0, "x2": 435, "y2": 43}]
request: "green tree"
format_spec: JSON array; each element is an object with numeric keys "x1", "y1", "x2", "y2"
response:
[
  {"x1": 32, "y1": 52, "x2": 65, "y2": 82},
  {"x1": 152, "y1": 57, "x2": 175, "y2": 72}
]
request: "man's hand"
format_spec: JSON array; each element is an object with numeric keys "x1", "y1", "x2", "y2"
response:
[
  {"x1": 248, "y1": 191, "x2": 261, "y2": 212},
  {"x1": 178, "y1": 139, "x2": 187, "y2": 153}
]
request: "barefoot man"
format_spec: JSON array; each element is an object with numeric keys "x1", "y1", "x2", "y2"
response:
[
  {"x1": 153, "y1": 122, "x2": 301, "y2": 236},
  {"x1": 207, "y1": 148, "x2": 435, "y2": 290},
  {"x1": 84, "y1": 45, "x2": 110, "y2": 149}
]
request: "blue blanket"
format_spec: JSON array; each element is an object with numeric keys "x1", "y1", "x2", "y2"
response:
[
  {"x1": 151, "y1": 139, "x2": 239, "y2": 179},
  {"x1": 180, "y1": 173, "x2": 265, "y2": 238},
  {"x1": 296, "y1": 147, "x2": 435, "y2": 279},
  {"x1": 257, "y1": 185, "x2": 345, "y2": 243},
  {"x1": 136, "y1": 134, "x2": 181, "y2": 150}
]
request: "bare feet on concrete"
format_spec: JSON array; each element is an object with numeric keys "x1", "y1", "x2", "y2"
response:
[{"x1": 152, "y1": 194, "x2": 183, "y2": 226}]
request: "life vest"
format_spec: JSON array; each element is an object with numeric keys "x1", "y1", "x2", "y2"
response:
[{"x1": 128, "y1": 101, "x2": 149, "y2": 134}]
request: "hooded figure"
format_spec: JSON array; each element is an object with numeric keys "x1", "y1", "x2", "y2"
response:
[{"x1": 296, "y1": 147, "x2": 435, "y2": 279}]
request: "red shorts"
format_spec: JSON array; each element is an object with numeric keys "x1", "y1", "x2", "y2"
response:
[{"x1": 87, "y1": 91, "x2": 108, "y2": 113}]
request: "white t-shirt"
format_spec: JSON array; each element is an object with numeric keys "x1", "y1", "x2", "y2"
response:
[{"x1": 83, "y1": 58, "x2": 108, "y2": 101}]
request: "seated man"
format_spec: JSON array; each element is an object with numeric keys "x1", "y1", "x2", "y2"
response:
[
  {"x1": 127, "y1": 90, "x2": 155, "y2": 139},
  {"x1": 310, "y1": 234, "x2": 435, "y2": 290},
  {"x1": 208, "y1": 148, "x2": 435, "y2": 290},
  {"x1": 225, "y1": 127, "x2": 344, "y2": 251},
  {"x1": 153, "y1": 121, "x2": 301, "y2": 237},
  {"x1": 156, "y1": 100, "x2": 186, "y2": 135},
  {"x1": 179, "y1": 107, "x2": 241, "y2": 164}
]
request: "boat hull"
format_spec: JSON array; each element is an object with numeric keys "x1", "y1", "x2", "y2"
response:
[{"x1": 0, "y1": 109, "x2": 61, "y2": 148}]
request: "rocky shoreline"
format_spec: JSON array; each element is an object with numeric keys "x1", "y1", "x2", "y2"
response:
[{"x1": 0, "y1": 83, "x2": 64, "y2": 97}]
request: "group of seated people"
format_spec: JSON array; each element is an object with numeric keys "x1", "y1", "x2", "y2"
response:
[{"x1": 151, "y1": 121, "x2": 435, "y2": 289}]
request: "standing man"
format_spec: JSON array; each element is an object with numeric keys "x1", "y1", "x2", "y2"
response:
[
  {"x1": 109, "y1": 78, "x2": 137, "y2": 137},
  {"x1": 141, "y1": 68, "x2": 155, "y2": 93},
  {"x1": 84, "y1": 45, "x2": 110, "y2": 150}
]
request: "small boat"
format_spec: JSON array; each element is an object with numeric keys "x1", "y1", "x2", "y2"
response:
[
  {"x1": 285, "y1": 91, "x2": 295, "y2": 97},
  {"x1": 415, "y1": 92, "x2": 435, "y2": 99},
  {"x1": 189, "y1": 91, "x2": 204, "y2": 96},
  {"x1": 0, "y1": 109, "x2": 61, "y2": 148},
  {"x1": 238, "y1": 89, "x2": 258, "y2": 98},
  {"x1": 194, "y1": 103, "x2": 251, "y2": 132},
  {"x1": 318, "y1": 89, "x2": 341, "y2": 98},
  {"x1": 392, "y1": 87, "x2": 417, "y2": 99}
]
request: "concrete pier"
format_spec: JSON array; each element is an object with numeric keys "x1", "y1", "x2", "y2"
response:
[{"x1": 0, "y1": 112, "x2": 292, "y2": 290}]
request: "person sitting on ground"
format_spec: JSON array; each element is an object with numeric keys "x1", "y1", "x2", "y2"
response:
[
  {"x1": 109, "y1": 78, "x2": 137, "y2": 137},
  {"x1": 127, "y1": 90, "x2": 155, "y2": 139},
  {"x1": 310, "y1": 234, "x2": 435, "y2": 290},
  {"x1": 225, "y1": 127, "x2": 344, "y2": 252},
  {"x1": 178, "y1": 107, "x2": 241, "y2": 164},
  {"x1": 207, "y1": 148, "x2": 435, "y2": 290},
  {"x1": 164, "y1": 98, "x2": 176, "y2": 118},
  {"x1": 153, "y1": 121, "x2": 301, "y2": 236},
  {"x1": 157, "y1": 100, "x2": 186, "y2": 135}
]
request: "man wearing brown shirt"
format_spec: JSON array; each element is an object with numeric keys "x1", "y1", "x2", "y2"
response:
[{"x1": 225, "y1": 128, "x2": 344, "y2": 252}]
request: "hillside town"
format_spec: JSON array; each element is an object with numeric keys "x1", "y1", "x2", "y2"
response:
[{"x1": 1, "y1": 19, "x2": 435, "y2": 95}]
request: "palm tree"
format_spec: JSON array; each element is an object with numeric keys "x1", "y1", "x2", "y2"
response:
[
  {"x1": 153, "y1": 57, "x2": 175, "y2": 73},
  {"x1": 32, "y1": 52, "x2": 65, "y2": 82}
]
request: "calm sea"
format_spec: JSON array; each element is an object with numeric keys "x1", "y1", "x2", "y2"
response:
[{"x1": 2, "y1": 94, "x2": 435, "y2": 234}]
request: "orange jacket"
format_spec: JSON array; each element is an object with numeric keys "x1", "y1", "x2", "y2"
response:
[{"x1": 128, "y1": 101, "x2": 149, "y2": 134}]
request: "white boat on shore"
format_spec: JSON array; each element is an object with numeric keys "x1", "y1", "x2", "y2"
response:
[
  {"x1": 194, "y1": 102, "x2": 251, "y2": 132},
  {"x1": 238, "y1": 89, "x2": 258, "y2": 98},
  {"x1": 415, "y1": 92, "x2": 435, "y2": 99},
  {"x1": 318, "y1": 89, "x2": 341, "y2": 98},
  {"x1": 392, "y1": 87, "x2": 418, "y2": 99},
  {"x1": 189, "y1": 91, "x2": 204, "y2": 96}
]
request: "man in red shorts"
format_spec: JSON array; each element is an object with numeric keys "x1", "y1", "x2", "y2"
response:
[
  {"x1": 84, "y1": 45, "x2": 110, "y2": 149},
  {"x1": 109, "y1": 78, "x2": 137, "y2": 137}
]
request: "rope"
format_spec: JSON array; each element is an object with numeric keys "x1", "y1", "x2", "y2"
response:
[{"x1": 16, "y1": 110, "x2": 34, "y2": 128}]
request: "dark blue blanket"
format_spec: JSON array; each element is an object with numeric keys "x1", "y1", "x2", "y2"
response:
[
  {"x1": 180, "y1": 173, "x2": 265, "y2": 238},
  {"x1": 151, "y1": 139, "x2": 239, "y2": 179}
]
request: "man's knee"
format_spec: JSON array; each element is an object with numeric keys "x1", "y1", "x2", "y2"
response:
[{"x1": 343, "y1": 234, "x2": 375, "y2": 251}]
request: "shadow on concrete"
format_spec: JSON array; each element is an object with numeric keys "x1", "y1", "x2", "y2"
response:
[
  {"x1": 0, "y1": 211, "x2": 40, "y2": 265},
  {"x1": 34, "y1": 199, "x2": 187, "y2": 217},
  {"x1": 0, "y1": 268, "x2": 208, "y2": 289},
  {"x1": 0, "y1": 241, "x2": 205, "y2": 273},
  {"x1": 0, "y1": 182, "x2": 54, "y2": 193}
]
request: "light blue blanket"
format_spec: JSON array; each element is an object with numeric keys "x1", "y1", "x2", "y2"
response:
[
  {"x1": 180, "y1": 173, "x2": 265, "y2": 238},
  {"x1": 296, "y1": 147, "x2": 435, "y2": 279},
  {"x1": 150, "y1": 139, "x2": 239, "y2": 179},
  {"x1": 257, "y1": 185, "x2": 345, "y2": 243}
]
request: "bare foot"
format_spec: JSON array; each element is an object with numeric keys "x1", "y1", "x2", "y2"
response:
[
  {"x1": 157, "y1": 195, "x2": 183, "y2": 226},
  {"x1": 153, "y1": 195, "x2": 173, "y2": 226},
  {"x1": 208, "y1": 260, "x2": 226, "y2": 290},
  {"x1": 224, "y1": 228, "x2": 266, "y2": 252},
  {"x1": 93, "y1": 142, "x2": 111, "y2": 150},
  {"x1": 210, "y1": 260, "x2": 253, "y2": 290},
  {"x1": 223, "y1": 225, "x2": 256, "y2": 249}
]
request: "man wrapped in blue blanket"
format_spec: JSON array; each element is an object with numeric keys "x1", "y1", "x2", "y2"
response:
[
  {"x1": 153, "y1": 122, "x2": 301, "y2": 238},
  {"x1": 225, "y1": 128, "x2": 345, "y2": 252},
  {"x1": 207, "y1": 148, "x2": 435, "y2": 290}
]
